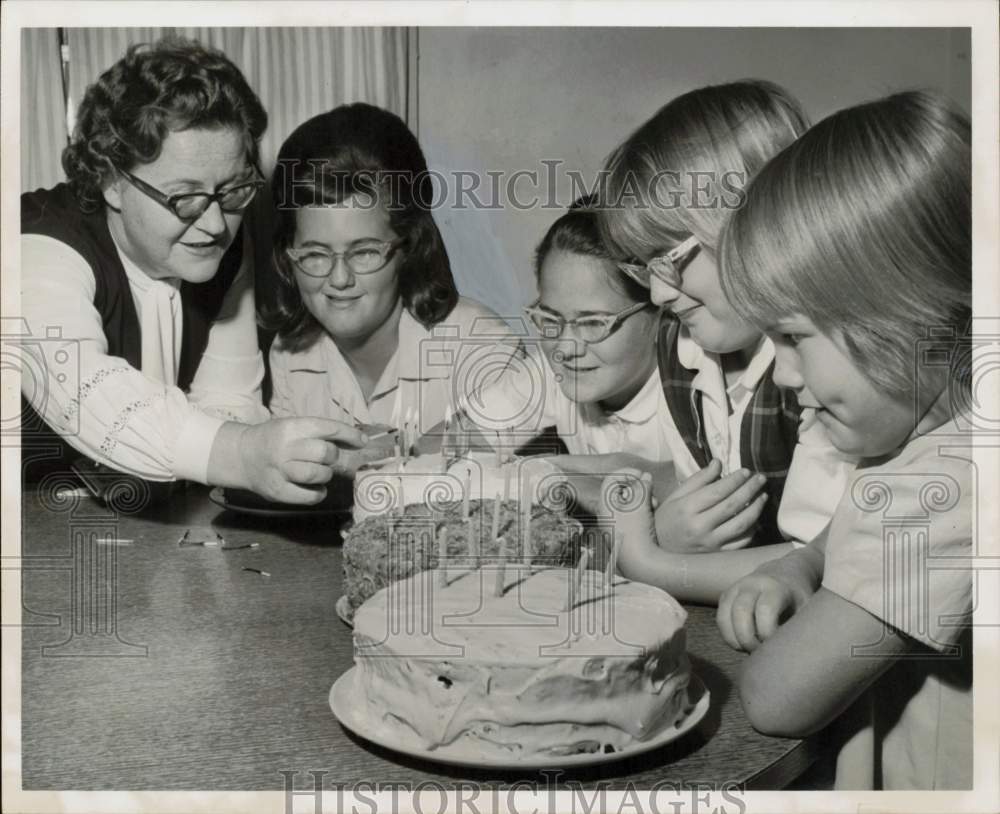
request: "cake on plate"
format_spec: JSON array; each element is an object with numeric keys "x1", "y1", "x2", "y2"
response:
[{"x1": 349, "y1": 564, "x2": 691, "y2": 758}]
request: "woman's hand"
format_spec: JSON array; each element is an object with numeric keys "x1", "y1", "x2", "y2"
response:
[
  {"x1": 209, "y1": 417, "x2": 368, "y2": 504},
  {"x1": 655, "y1": 460, "x2": 767, "y2": 553},
  {"x1": 716, "y1": 548, "x2": 822, "y2": 652}
]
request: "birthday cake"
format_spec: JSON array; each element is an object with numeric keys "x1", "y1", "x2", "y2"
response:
[
  {"x1": 341, "y1": 493, "x2": 581, "y2": 622},
  {"x1": 350, "y1": 564, "x2": 691, "y2": 758}
]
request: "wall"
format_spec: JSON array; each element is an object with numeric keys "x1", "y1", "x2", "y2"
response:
[{"x1": 416, "y1": 27, "x2": 971, "y2": 319}]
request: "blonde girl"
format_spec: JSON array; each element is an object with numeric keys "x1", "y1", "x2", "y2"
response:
[
  {"x1": 595, "y1": 81, "x2": 856, "y2": 598},
  {"x1": 711, "y1": 91, "x2": 972, "y2": 789}
]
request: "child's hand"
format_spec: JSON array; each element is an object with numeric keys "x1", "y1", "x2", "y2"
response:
[
  {"x1": 655, "y1": 460, "x2": 767, "y2": 553},
  {"x1": 601, "y1": 469, "x2": 659, "y2": 577},
  {"x1": 715, "y1": 573, "x2": 798, "y2": 652},
  {"x1": 716, "y1": 554, "x2": 818, "y2": 652}
]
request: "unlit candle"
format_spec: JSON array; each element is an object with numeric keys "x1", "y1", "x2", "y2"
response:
[
  {"x1": 437, "y1": 526, "x2": 449, "y2": 588},
  {"x1": 493, "y1": 536, "x2": 508, "y2": 597},
  {"x1": 565, "y1": 547, "x2": 591, "y2": 611}
]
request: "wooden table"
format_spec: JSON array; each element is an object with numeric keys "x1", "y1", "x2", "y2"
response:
[{"x1": 20, "y1": 484, "x2": 818, "y2": 791}]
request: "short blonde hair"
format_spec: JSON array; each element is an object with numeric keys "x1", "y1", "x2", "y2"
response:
[
  {"x1": 719, "y1": 91, "x2": 971, "y2": 399},
  {"x1": 598, "y1": 80, "x2": 809, "y2": 260}
]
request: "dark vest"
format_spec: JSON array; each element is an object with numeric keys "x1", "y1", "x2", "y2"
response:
[
  {"x1": 20, "y1": 183, "x2": 243, "y2": 479},
  {"x1": 657, "y1": 313, "x2": 802, "y2": 544}
]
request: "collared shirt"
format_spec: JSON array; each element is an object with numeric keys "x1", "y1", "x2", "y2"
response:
[
  {"x1": 675, "y1": 331, "x2": 775, "y2": 477},
  {"x1": 474, "y1": 347, "x2": 673, "y2": 460},
  {"x1": 268, "y1": 297, "x2": 516, "y2": 436},
  {"x1": 823, "y1": 417, "x2": 972, "y2": 789},
  {"x1": 666, "y1": 329, "x2": 857, "y2": 546},
  {"x1": 20, "y1": 231, "x2": 268, "y2": 483}
]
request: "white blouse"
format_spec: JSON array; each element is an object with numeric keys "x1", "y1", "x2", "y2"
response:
[{"x1": 19, "y1": 231, "x2": 269, "y2": 483}]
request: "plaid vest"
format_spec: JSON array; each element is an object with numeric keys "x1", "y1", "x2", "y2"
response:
[{"x1": 657, "y1": 314, "x2": 802, "y2": 544}]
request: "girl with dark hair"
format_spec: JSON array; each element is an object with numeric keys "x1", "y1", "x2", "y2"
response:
[
  {"x1": 266, "y1": 103, "x2": 514, "y2": 436},
  {"x1": 21, "y1": 38, "x2": 366, "y2": 504}
]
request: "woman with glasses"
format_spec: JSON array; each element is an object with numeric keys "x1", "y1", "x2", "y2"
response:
[
  {"x1": 20, "y1": 38, "x2": 365, "y2": 504},
  {"x1": 465, "y1": 196, "x2": 676, "y2": 499},
  {"x1": 266, "y1": 103, "x2": 515, "y2": 440}
]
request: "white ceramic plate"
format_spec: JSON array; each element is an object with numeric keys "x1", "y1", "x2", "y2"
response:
[
  {"x1": 329, "y1": 666, "x2": 710, "y2": 769},
  {"x1": 209, "y1": 487, "x2": 351, "y2": 518}
]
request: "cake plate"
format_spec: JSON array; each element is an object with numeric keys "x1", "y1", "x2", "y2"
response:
[{"x1": 329, "y1": 667, "x2": 710, "y2": 769}]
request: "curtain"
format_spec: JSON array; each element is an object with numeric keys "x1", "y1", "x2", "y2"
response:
[
  {"x1": 21, "y1": 26, "x2": 410, "y2": 192},
  {"x1": 20, "y1": 29, "x2": 68, "y2": 193}
]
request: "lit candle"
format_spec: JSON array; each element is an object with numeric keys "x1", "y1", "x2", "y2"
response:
[
  {"x1": 462, "y1": 465, "x2": 472, "y2": 520},
  {"x1": 565, "y1": 547, "x2": 590, "y2": 611},
  {"x1": 437, "y1": 526, "x2": 449, "y2": 588},
  {"x1": 604, "y1": 531, "x2": 619, "y2": 587},
  {"x1": 493, "y1": 536, "x2": 508, "y2": 598}
]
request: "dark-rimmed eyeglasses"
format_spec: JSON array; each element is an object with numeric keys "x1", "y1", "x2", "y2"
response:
[
  {"x1": 524, "y1": 301, "x2": 649, "y2": 344},
  {"x1": 117, "y1": 167, "x2": 264, "y2": 221},
  {"x1": 285, "y1": 239, "x2": 404, "y2": 278},
  {"x1": 617, "y1": 235, "x2": 701, "y2": 288}
]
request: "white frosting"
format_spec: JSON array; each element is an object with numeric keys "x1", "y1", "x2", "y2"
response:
[
  {"x1": 353, "y1": 452, "x2": 564, "y2": 522},
  {"x1": 352, "y1": 567, "x2": 690, "y2": 758}
]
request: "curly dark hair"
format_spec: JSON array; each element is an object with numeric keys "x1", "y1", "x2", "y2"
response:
[
  {"x1": 266, "y1": 103, "x2": 458, "y2": 352},
  {"x1": 62, "y1": 37, "x2": 267, "y2": 213}
]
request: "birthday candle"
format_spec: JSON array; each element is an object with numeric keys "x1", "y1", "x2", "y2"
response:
[
  {"x1": 490, "y1": 491, "x2": 501, "y2": 550},
  {"x1": 437, "y1": 526, "x2": 449, "y2": 588},
  {"x1": 493, "y1": 536, "x2": 508, "y2": 597},
  {"x1": 462, "y1": 465, "x2": 472, "y2": 520},
  {"x1": 521, "y1": 475, "x2": 532, "y2": 559},
  {"x1": 605, "y1": 531, "x2": 619, "y2": 587},
  {"x1": 565, "y1": 547, "x2": 590, "y2": 611},
  {"x1": 458, "y1": 396, "x2": 470, "y2": 458},
  {"x1": 442, "y1": 403, "x2": 452, "y2": 470},
  {"x1": 410, "y1": 407, "x2": 417, "y2": 459}
]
